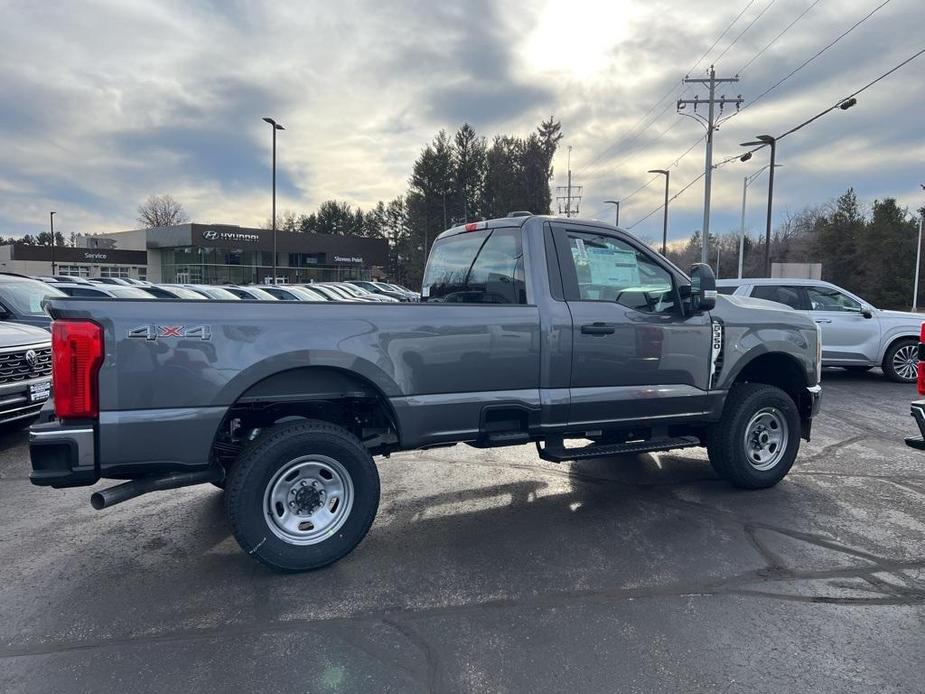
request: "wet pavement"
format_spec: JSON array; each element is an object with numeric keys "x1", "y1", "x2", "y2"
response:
[{"x1": 1, "y1": 369, "x2": 923, "y2": 693}]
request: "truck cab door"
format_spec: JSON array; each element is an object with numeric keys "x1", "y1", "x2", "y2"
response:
[{"x1": 550, "y1": 225, "x2": 713, "y2": 428}]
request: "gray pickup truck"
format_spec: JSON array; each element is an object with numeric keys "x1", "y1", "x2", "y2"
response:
[{"x1": 30, "y1": 215, "x2": 821, "y2": 571}]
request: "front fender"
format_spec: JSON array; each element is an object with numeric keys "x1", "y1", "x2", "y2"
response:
[{"x1": 715, "y1": 324, "x2": 814, "y2": 391}]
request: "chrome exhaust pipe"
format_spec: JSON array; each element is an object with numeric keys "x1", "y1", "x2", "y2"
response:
[{"x1": 90, "y1": 468, "x2": 223, "y2": 510}]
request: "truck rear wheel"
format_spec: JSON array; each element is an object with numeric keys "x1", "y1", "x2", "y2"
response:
[
  {"x1": 707, "y1": 383, "x2": 800, "y2": 489},
  {"x1": 226, "y1": 420, "x2": 380, "y2": 571}
]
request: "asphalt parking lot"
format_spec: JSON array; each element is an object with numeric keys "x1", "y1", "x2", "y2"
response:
[{"x1": 1, "y1": 370, "x2": 924, "y2": 694}]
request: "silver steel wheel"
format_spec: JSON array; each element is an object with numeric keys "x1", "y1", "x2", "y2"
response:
[
  {"x1": 743, "y1": 407, "x2": 789, "y2": 471},
  {"x1": 263, "y1": 455, "x2": 354, "y2": 545},
  {"x1": 892, "y1": 344, "x2": 918, "y2": 381}
]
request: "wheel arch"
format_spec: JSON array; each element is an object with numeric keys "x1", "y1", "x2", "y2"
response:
[
  {"x1": 880, "y1": 332, "x2": 919, "y2": 365},
  {"x1": 209, "y1": 365, "x2": 401, "y2": 467},
  {"x1": 722, "y1": 349, "x2": 815, "y2": 440}
]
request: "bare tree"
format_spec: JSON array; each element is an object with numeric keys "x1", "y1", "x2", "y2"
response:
[{"x1": 137, "y1": 194, "x2": 189, "y2": 228}]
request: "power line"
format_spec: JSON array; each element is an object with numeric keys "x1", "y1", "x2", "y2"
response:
[
  {"x1": 626, "y1": 149, "x2": 751, "y2": 230},
  {"x1": 582, "y1": 110, "x2": 683, "y2": 179},
  {"x1": 602, "y1": 134, "x2": 706, "y2": 222},
  {"x1": 712, "y1": 0, "x2": 778, "y2": 65},
  {"x1": 688, "y1": 0, "x2": 758, "y2": 75},
  {"x1": 743, "y1": 0, "x2": 893, "y2": 112},
  {"x1": 579, "y1": 0, "x2": 759, "y2": 178},
  {"x1": 578, "y1": 82, "x2": 684, "y2": 176},
  {"x1": 627, "y1": 174, "x2": 706, "y2": 229},
  {"x1": 777, "y1": 46, "x2": 925, "y2": 140},
  {"x1": 737, "y1": 0, "x2": 824, "y2": 74},
  {"x1": 626, "y1": 44, "x2": 925, "y2": 237}
]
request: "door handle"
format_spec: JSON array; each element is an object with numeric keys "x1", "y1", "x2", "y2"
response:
[
  {"x1": 814, "y1": 319, "x2": 832, "y2": 324},
  {"x1": 581, "y1": 322, "x2": 616, "y2": 335}
]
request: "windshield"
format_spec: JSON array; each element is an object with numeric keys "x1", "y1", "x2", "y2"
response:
[
  {"x1": 243, "y1": 287, "x2": 276, "y2": 300},
  {"x1": 164, "y1": 286, "x2": 205, "y2": 299},
  {"x1": 289, "y1": 286, "x2": 327, "y2": 301},
  {"x1": 196, "y1": 286, "x2": 241, "y2": 300},
  {"x1": 108, "y1": 287, "x2": 154, "y2": 299},
  {"x1": 0, "y1": 278, "x2": 66, "y2": 316}
]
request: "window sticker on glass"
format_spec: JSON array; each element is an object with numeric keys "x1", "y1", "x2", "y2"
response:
[{"x1": 585, "y1": 247, "x2": 640, "y2": 288}]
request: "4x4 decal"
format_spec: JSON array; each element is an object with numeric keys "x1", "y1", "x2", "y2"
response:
[{"x1": 128, "y1": 325, "x2": 212, "y2": 341}]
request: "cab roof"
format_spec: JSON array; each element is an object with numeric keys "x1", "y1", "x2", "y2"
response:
[{"x1": 435, "y1": 215, "x2": 621, "y2": 242}]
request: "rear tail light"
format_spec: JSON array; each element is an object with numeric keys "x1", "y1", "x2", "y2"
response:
[{"x1": 52, "y1": 320, "x2": 103, "y2": 419}]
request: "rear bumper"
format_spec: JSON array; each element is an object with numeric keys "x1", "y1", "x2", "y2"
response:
[
  {"x1": 905, "y1": 400, "x2": 925, "y2": 451},
  {"x1": 29, "y1": 407, "x2": 98, "y2": 487}
]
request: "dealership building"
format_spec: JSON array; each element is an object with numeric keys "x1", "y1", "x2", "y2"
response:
[{"x1": 0, "y1": 223, "x2": 389, "y2": 284}]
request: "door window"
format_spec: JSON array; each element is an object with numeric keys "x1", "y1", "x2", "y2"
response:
[
  {"x1": 751, "y1": 285, "x2": 808, "y2": 310},
  {"x1": 805, "y1": 286, "x2": 861, "y2": 312},
  {"x1": 563, "y1": 231, "x2": 675, "y2": 313}
]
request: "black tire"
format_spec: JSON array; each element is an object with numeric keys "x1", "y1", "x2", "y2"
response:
[
  {"x1": 226, "y1": 420, "x2": 380, "y2": 571},
  {"x1": 843, "y1": 366, "x2": 872, "y2": 374},
  {"x1": 882, "y1": 338, "x2": 918, "y2": 383},
  {"x1": 707, "y1": 383, "x2": 801, "y2": 489}
]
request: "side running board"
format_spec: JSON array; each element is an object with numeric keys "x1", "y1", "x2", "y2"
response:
[{"x1": 536, "y1": 436, "x2": 700, "y2": 463}]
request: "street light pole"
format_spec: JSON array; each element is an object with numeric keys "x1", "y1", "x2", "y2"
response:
[
  {"x1": 49, "y1": 211, "x2": 56, "y2": 275},
  {"x1": 741, "y1": 135, "x2": 777, "y2": 277},
  {"x1": 764, "y1": 138, "x2": 777, "y2": 277},
  {"x1": 736, "y1": 163, "x2": 781, "y2": 279},
  {"x1": 914, "y1": 191, "x2": 924, "y2": 310},
  {"x1": 262, "y1": 117, "x2": 285, "y2": 284},
  {"x1": 647, "y1": 169, "x2": 670, "y2": 255},
  {"x1": 738, "y1": 177, "x2": 748, "y2": 279},
  {"x1": 603, "y1": 200, "x2": 620, "y2": 226}
]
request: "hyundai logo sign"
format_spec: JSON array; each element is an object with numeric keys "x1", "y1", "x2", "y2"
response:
[{"x1": 201, "y1": 229, "x2": 260, "y2": 243}]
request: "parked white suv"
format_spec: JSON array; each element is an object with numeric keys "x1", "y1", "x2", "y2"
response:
[{"x1": 717, "y1": 278, "x2": 921, "y2": 383}]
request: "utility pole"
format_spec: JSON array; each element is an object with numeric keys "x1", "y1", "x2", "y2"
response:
[
  {"x1": 556, "y1": 146, "x2": 582, "y2": 217},
  {"x1": 678, "y1": 66, "x2": 743, "y2": 265}
]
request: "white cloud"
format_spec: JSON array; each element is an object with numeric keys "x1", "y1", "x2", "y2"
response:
[{"x1": 0, "y1": 0, "x2": 921, "y2": 241}]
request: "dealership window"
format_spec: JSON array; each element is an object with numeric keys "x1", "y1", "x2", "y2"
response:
[
  {"x1": 101, "y1": 266, "x2": 130, "y2": 279},
  {"x1": 133, "y1": 267, "x2": 147, "y2": 281},
  {"x1": 58, "y1": 265, "x2": 90, "y2": 278}
]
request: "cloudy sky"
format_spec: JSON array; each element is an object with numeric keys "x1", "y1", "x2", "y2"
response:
[{"x1": 1, "y1": 0, "x2": 922, "y2": 245}]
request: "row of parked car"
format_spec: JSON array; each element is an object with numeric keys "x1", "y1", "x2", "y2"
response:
[
  {"x1": 41, "y1": 276, "x2": 420, "y2": 303},
  {"x1": 0, "y1": 273, "x2": 417, "y2": 426},
  {"x1": 0, "y1": 273, "x2": 420, "y2": 328}
]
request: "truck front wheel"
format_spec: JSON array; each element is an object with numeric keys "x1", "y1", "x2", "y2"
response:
[
  {"x1": 226, "y1": 420, "x2": 380, "y2": 571},
  {"x1": 707, "y1": 383, "x2": 800, "y2": 489}
]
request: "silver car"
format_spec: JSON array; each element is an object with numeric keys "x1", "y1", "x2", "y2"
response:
[{"x1": 717, "y1": 278, "x2": 922, "y2": 382}]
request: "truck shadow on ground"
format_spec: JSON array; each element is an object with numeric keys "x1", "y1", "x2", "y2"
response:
[{"x1": 4, "y1": 444, "x2": 924, "y2": 666}]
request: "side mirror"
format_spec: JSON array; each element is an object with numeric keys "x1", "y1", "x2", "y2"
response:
[
  {"x1": 689, "y1": 263, "x2": 717, "y2": 312},
  {"x1": 860, "y1": 304, "x2": 873, "y2": 319}
]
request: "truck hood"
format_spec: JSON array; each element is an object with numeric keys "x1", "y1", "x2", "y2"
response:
[{"x1": 0, "y1": 321, "x2": 52, "y2": 348}]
